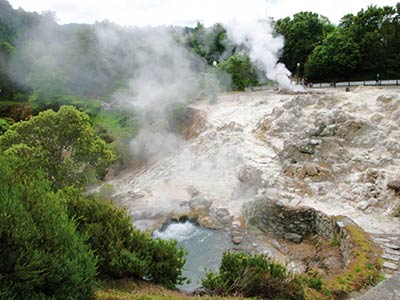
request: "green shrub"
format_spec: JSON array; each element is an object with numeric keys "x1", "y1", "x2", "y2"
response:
[
  {"x1": 202, "y1": 252, "x2": 305, "y2": 300},
  {"x1": 0, "y1": 117, "x2": 10, "y2": 134},
  {"x1": 218, "y1": 55, "x2": 259, "y2": 91},
  {"x1": 0, "y1": 106, "x2": 115, "y2": 189},
  {"x1": 166, "y1": 102, "x2": 188, "y2": 133},
  {"x1": 0, "y1": 157, "x2": 97, "y2": 300},
  {"x1": 64, "y1": 189, "x2": 187, "y2": 288},
  {"x1": 28, "y1": 92, "x2": 102, "y2": 117}
]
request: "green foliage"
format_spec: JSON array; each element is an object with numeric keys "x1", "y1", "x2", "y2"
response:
[
  {"x1": 92, "y1": 109, "x2": 139, "y2": 168},
  {"x1": 0, "y1": 156, "x2": 97, "y2": 300},
  {"x1": 0, "y1": 117, "x2": 10, "y2": 134},
  {"x1": 218, "y1": 55, "x2": 258, "y2": 91},
  {"x1": 64, "y1": 189, "x2": 187, "y2": 289},
  {"x1": 303, "y1": 275, "x2": 324, "y2": 291},
  {"x1": 28, "y1": 92, "x2": 102, "y2": 117},
  {"x1": 166, "y1": 102, "x2": 188, "y2": 132},
  {"x1": 202, "y1": 252, "x2": 305, "y2": 299},
  {"x1": 275, "y1": 12, "x2": 334, "y2": 75},
  {"x1": 338, "y1": 4, "x2": 400, "y2": 79},
  {"x1": 305, "y1": 29, "x2": 361, "y2": 81},
  {"x1": 325, "y1": 222, "x2": 382, "y2": 296},
  {"x1": 0, "y1": 105, "x2": 115, "y2": 188},
  {"x1": 187, "y1": 22, "x2": 227, "y2": 65}
]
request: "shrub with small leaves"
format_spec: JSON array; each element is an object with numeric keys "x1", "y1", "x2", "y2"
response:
[
  {"x1": 0, "y1": 157, "x2": 97, "y2": 300},
  {"x1": 64, "y1": 189, "x2": 187, "y2": 288},
  {"x1": 202, "y1": 252, "x2": 305, "y2": 300}
]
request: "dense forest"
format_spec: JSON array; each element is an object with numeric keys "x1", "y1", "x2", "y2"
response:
[
  {"x1": 1, "y1": 0, "x2": 398, "y2": 103},
  {"x1": 0, "y1": 0, "x2": 400, "y2": 299}
]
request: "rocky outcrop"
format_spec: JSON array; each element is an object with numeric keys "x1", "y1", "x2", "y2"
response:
[
  {"x1": 244, "y1": 198, "x2": 339, "y2": 242},
  {"x1": 356, "y1": 272, "x2": 400, "y2": 300},
  {"x1": 244, "y1": 198, "x2": 382, "y2": 297},
  {"x1": 182, "y1": 107, "x2": 207, "y2": 139}
]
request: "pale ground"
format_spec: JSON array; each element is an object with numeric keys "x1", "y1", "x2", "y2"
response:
[{"x1": 110, "y1": 86, "x2": 400, "y2": 237}]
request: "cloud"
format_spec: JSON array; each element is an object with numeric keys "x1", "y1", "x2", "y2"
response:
[{"x1": 8, "y1": 0, "x2": 399, "y2": 27}]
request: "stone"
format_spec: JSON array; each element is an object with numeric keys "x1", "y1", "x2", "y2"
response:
[
  {"x1": 377, "y1": 94, "x2": 397, "y2": 104},
  {"x1": 271, "y1": 239, "x2": 288, "y2": 253},
  {"x1": 387, "y1": 179, "x2": 400, "y2": 194},
  {"x1": 197, "y1": 216, "x2": 222, "y2": 230},
  {"x1": 384, "y1": 244, "x2": 400, "y2": 251},
  {"x1": 284, "y1": 233, "x2": 303, "y2": 243},
  {"x1": 237, "y1": 165, "x2": 264, "y2": 186},
  {"x1": 232, "y1": 236, "x2": 244, "y2": 245},
  {"x1": 358, "y1": 273, "x2": 400, "y2": 300},
  {"x1": 374, "y1": 238, "x2": 391, "y2": 243},
  {"x1": 304, "y1": 163, "x2": 319, "y2": 176},
  {"x1": 336, "y1": 221, "x2": 345, "y2": 228},
  {"x1": 192, "y1": 287, "x2": 208, "y2": 296},
  {"x1": 385, "y1": 249, "x2": 400, "y2": 255},
  {"x1": 382, "y1": 261, "x2": 398, "y2": 270},
  {"x1": 289, "y1": 199, "x2": 302, "y2": 207},
  {"x1": 382, "y1": 253, "x2": 400, "y2": 262},
  {"x1": 189, "y1": 197, "x2": 211, "y2": 211},
  {"x1": 358, "y1": 198, "x2": 378, "y2": 211}
]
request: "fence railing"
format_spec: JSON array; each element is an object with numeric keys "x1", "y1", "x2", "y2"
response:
[
  {"x1": 312, "y1": 79, "x2": 400, "y2": 88},
  {"x1": 244, "y1": 79, "x2": 400, "y2": 92}
]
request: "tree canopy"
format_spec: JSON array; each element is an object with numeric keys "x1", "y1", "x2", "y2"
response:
[
  {"x1": 276, "y1": 4, "x2": 400, "y2": 82},
  {"x1": 275, "y1": 11, "x2": 334, "y2": 76},
  {"x1": 0, "y1": 106, "x2": 115, "y2": 188},
  {"x1": 305, "y1": 30, "x2": 361, "y2": 81}
]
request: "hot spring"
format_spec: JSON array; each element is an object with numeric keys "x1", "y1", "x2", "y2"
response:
[{"x1": 153, "y1": 221, "x2": 232, "y2": 291}]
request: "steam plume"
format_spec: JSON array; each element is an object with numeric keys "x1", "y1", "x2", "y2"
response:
[{"x1": 224, "y1": 18, "x2": 302, "y2": 90}]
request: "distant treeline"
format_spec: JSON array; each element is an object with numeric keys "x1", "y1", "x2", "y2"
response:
[{"x1": 0, "y1": 0, "x2": 399, "y2": 100}]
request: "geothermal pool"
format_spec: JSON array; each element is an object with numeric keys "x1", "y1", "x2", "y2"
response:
[{"x1": 153, "y1": 221, "x2": 232, "y2": 291}]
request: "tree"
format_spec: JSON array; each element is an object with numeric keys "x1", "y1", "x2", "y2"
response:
[
  {"x1": 0, "y1": 105, "x2": 115, "y2": 188},
  {"x1": 275, "y1": 12, "x2": 334, "y2": 76},
  {"x1": 187, "y1": 22, "x2": 227, "y2": 64},
  {"x1": 338, "y1": 4, "x2": 400, "y2": 79},
  {"x1": 218, "y1": 55, "x2": 258, "y2": 90},
  {"x1": 0, "y1": 155, "x2": 97, "y2": 300},
  {"x1": 305, "y1": 29, "x2": 361, "y2": 81}
]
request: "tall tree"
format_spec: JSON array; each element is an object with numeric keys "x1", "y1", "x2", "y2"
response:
[
  {"x1": 186, "y1": 22, "x2": 227, "y2": 64},
  {"x1": 275, "y1": 12, "x2": 334, "y2": 75},
  {"x1": 339, "y1": 4, "x2": 400, "y2": 79},
  {"x1": 305, "y1": 29, "x2": 361, "y2": 81}
]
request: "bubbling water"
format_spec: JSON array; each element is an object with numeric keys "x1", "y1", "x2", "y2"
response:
[{"x1": 153, "y1": 221, "x2": 231, "y2": 291}]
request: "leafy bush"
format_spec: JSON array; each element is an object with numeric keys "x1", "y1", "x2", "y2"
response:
[
  {"x1": 0, "y1": 157, "x2": 97, "y2": 300},
  {"x1": 28, "y1": 92, "x2": 102, "y2": 116},
  {"x1": 202, "y1": 252, "x2": 305, "y2": 300},
  {"x1": 166, "y1": 102, "x2": 188, "y2": 133},
  {"x1": 0, "y1": 117, "x2": 10, "y2": 134},
  {"x1": 64, "y1": 189, "x2": 187, "y2": 288},
  {"x1": 218, "y1": 55, "x2": 258, "y2": 91}
]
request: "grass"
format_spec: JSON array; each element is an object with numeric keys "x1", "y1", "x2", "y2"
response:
[
  {"x1": 92, "y1": 109, "x2": 138, "y2": 140},
  {"x1": 95, "y1": 279, "x2": 252, "y2": 300},
  {"x1": 324, "y1": 222, "x2": 383, "y2": 297}
]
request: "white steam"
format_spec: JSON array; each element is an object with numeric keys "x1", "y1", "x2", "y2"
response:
[
  {"x1": 105, "y1": 27, "x2": 223, "y2": 161},
  {"x1": 224, "y1": 18, "x2": 302, "y2": 91}
]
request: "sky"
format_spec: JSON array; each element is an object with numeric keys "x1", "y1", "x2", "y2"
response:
[{"x1": 7, "y1": 0, "x2": 400, "y2": 27}]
